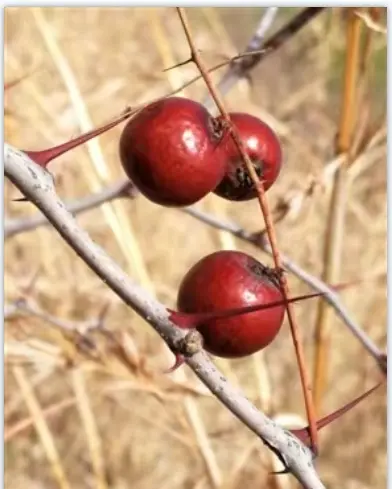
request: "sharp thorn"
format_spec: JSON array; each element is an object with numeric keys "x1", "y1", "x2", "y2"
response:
[
  {"x1": 269, "y1": 468, "x2": 290, "y2": 476},
  {"x1": 163, "y1": 353, "x2": 185, "y2": 374},
  {"x1": 12, "y1": 197, "x2": 29, "y2": 202},
  {"x1": 163, "y1": 57, "x2": 193, "y2": 72}
]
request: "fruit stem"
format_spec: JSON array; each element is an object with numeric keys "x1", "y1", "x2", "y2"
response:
[{"x1": 23, "y1": 109, "x2": 134, "y2": 168}]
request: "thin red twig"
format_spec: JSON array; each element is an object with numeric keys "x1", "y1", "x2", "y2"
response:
[{"x1": 176, "y1": 7, "x2": 319, "y2": 453}]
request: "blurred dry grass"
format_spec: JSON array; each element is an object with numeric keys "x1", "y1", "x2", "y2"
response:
[{"x1": 4, "y1": 7, "x2": 387, "y2": 489}]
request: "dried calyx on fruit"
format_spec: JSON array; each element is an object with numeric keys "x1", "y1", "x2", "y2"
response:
[
  {"x1": 119, "y1": 97, "x2": 226, "y2": 207},
  {"x1": 174, "y1": 250, "x2": 286, "y2": 358},
  {"x1": 213, "y1": 112, "x2": 282, "y2": 201}
]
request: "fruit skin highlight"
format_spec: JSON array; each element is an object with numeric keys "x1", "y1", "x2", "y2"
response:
[
  {"x1": 177, "y1": 250, "x2": 285, "y2": 358},
  {"x1": 213, "y1": 112, "x2": 282, "y2": 201},
  {"x1": 119, "y1": 97, "x2": 226, "y2": 207}
]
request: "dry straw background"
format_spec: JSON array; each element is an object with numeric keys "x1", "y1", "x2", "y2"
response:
[{"x1": 4, "y1": 7, "x2": 387, "y2": 489}]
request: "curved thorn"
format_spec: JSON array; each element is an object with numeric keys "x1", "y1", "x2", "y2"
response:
[
  {"x1": 163, "y1": 353, "x2": 185, "y2": 374},
  {"x1": 12, "y1": 197, "x2": 30, "y2": 202},
  {"x1": 269, "y1": 468, "x2": 290, "y2": 475},
  {"x1": 163, "y1": 56, "x2": 193, "y2": 72}
]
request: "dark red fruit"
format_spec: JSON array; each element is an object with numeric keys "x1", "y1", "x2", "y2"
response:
[
  {"x1": 177, "y1": 250, "x2": 285, "y2": 358},
  {"x1": 119, "y1": 97, "x2": 226, "y2": 207},
  {"x1": 213, "y1": 113, "x2": 282, "y2": 201}
]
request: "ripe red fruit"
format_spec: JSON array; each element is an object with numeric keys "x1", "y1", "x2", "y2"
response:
[
  {"x1": 176, "y1": 250, "x2": 285, "y2": 358},
  {"x1": 213, "y1": 113, "x2": 282, "y2": 201},
  {"x1": 119, "y1": 97, "x2": 226, "y2": 207}
]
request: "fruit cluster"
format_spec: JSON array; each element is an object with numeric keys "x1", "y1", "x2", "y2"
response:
[
  {"x1": 119, "y1": 97, "x2": 282, "y2": 206},
  {"x1": 24, "y1": 95, "x2": 287, "y2": 360},
  {"x1": 118, "y1": 96, "x2": 285, "y2": 359}
]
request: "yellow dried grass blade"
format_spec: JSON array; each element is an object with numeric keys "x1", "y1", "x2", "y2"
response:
[
  {"x1": 313, "y1": 8, "x2": 363, "y2": 413},
  {"x1": 72, "y1": 368, "x2": 108, "y2": 489},
  {"x1": 13, "y1": 366, "x2": 71, "y2": 489}
]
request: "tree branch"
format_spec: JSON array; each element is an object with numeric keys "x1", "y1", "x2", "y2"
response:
[
  {"x1": 4, "y1": 142, "x2": 325, "y2": 489},
  {"x1": 207, "y1": 7, "x2": 326, "y2": 106},
  {"x1": 203, "y1": 7, "x2": 279, "y2": 109},
  {"x1": 5, "y1": 179, "x2": 136, "y2": 238},
  {"x1": 5, "y1": 297, "x2": 109, "y2": 335}
]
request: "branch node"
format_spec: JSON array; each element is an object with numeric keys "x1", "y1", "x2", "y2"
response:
[{"x1": 173, "y1": 329, "x2": 204, "y2": 357}]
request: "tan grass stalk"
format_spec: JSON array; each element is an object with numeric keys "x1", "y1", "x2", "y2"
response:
[
  {"x1": 313, "y1": 8, "x2": 363, "y2": 413},
  {"x1": 13, "y1": 366, "x2": 71, "y2": 489},
  {"x1": 72, "y1": 368, "x2": 108, "y2": 489}
]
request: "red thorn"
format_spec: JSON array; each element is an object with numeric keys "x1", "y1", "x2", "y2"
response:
[
  {"x1": 169, "y1": 290, "x2": 325, "y2": 329},
  {"x1": 163, "y1": 353, "x2": 185, "y2": 374},
  {"x1": 291, "y1": 381, "x2": 384, "y2": 446},
  {"x1": 22, "y1": 110, "x2": 133, "y2": 168},
  {"x1": 167, "y1": 309, "x2": 193, "y2": 329}
]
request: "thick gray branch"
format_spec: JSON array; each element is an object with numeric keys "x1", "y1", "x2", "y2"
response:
[{"x1": 4, "y1": 143, "x2": 325, "y2": 489}]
